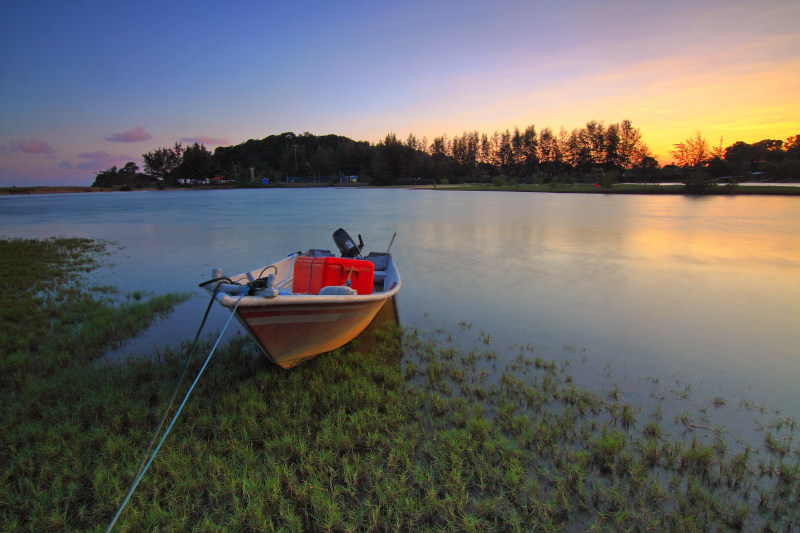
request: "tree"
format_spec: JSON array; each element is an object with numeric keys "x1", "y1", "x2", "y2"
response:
[
  {"x1": 519, "y1": 125, "x2": 538, "y2": 177},
  {"x1": 565, "y1": 128, "x2": 592, "y2": 175},
  {"x1": 604, "y1": 123, "x2": 621, "y2": 170},
  {"x1": 429, "y1": 135, "x2": 453, "y2": 181},
  {"x1": 175, "y1": 142, "x2": 215, "y2": 183},
  {"x1": 456, "y1": 135, "x2": 481, "y2": 180},
  {"x1": 404, "y1": 134, "x2": 427, "y2": 180},
  {"x1": 785, "y1": 135, "x2": 800, "y2": 158},
  {"x1": 724, "y1": 141, "x2": 754, "y2": 171},
  {"x1": 496, "y1": 130, "x2": 513, "y2": 175},
  {"x1": 630, "y1": 155, "x2": 660, "y2": 183},
  {"x1": 752, "y1": 139, "x2": 785, "y2": 164},
  {"x1": 618, "y1": 119, "x2": 649, "y2": 169},
  {"x1": 683, "y1": 169, "x2": 716, "y2": 194},
  {"x1": 538, "y1": 127, "x2": 559, "y2": 176},
  {"x1": 585, "y1": 120, "x2": 606, "y2": 167},
  {"x1": 373, "y1": 133, "x2": 406, "y2": 185},
  {"x1": 143, "y1": 142, "x2": 183, "y2": 181},
  {"x1": 91, "y1": 164, "x2": 152, "y2": 188},
  {"x1": 120, "y1": 161, "x2": 139, "y2": 174},
  {"x1": 671, "y1": 132, "x2": 711, "y2": 168}
]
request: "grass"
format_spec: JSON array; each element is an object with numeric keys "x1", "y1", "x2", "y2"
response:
[{"x1": 2, "y1": 237, "x2": 799, "y2": 531}]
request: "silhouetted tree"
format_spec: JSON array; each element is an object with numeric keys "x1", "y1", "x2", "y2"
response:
[
  {"x1": 120, "y1": 161, "x2": 139, "y2": 174},
  {"x1": 175, "y1": 142, "x2": 215, "y2": 183},
  {"x1": 672, "y1": 132, "x2": 711, "y2": 168},
  {"x1": 519, "y1": 125, "x2": 538, "y2": 177},
  {"x1": 585, "y1": 120, "x2": 606, "y2": 168},
  {"x1": 604, "y1": 123, "x2": 621, "y2": 170},
  {"x1": 785, "y1": 135, "x2": 800, "y2": 158},
  {"x1": 143, "y1": 142, "x2": 183, "y2": 181},
  {"x1": 724, "y1": 141, "x2": 755, "y2": 172},
  {"x1": 373, "y1": 133, "x2": 406, "y2": 185}
]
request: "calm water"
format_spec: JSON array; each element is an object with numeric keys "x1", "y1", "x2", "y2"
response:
[{"x1": 2, "y1": 188, "x2": 799, "y2": 419}]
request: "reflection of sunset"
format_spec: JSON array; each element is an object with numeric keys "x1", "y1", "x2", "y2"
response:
[
  {"x1": 628, "y1": 227, "x2": 797, "y2": 267},
  {"x1": 626, "y1": 196, "x2": 800, "y2": 268}
]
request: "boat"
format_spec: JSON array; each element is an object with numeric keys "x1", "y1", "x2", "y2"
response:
[{"x1": 201, "y1": 228, "x2": 401, "y2": 368}]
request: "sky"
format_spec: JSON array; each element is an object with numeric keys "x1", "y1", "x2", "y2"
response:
[{"x1": 1, "y1": 0, "x2": 798, "y2": 186}]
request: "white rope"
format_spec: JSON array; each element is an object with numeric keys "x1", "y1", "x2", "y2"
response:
[{"x1": 106, "y1": 289, "x2": 247, "y2": 532}]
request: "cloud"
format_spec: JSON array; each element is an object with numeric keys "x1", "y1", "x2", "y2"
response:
[
  {"x1": 18, "y1": 139, "x2": 54, "y2": 154},
  {"x1": 58, "y1": 160, "x2": 73, "y2": 169},
  {"x1": 0, "y1": 139, "x2": 55, "y2": 155},
  {"x1": 104, "y1": 126, "x2": 152, "y2": 142},
  {"x1": 76, "y1": 150, "x2": 136, "y2": 171},
  {"x1": 180, "y1": 136, "x2": 229, "y2": 146}
]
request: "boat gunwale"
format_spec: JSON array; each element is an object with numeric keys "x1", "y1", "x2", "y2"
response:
[
  {"x1": 210, "y1": 254, "x2": 401, "y2": 309},
  {"x1": 213, "y1": 284, "x2": 400, "y2": 308}
]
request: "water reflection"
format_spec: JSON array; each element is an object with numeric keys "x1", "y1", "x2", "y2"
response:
[
  {"x1": 1, "y1": 189, "x2": 798, "y2": 419},
  {"x1": 351, "y1": 296, "x2": 400, "y2": 356}
]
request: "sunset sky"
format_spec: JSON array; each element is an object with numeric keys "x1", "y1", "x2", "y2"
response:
[{"x1": 1, "y1": 0, "x2": 798, "y2": 186}]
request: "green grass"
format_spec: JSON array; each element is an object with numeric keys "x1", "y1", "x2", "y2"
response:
[{"x1": 1, "y1": 237, "x2": 799, "y2": 531}]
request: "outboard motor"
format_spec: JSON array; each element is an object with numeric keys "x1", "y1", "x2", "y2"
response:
[{"x1": 333, "y1": 228, "x2": 364, "y2": 258}]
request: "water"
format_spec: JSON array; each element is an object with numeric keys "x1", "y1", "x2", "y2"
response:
[{"x1": 2, "y1": 188, "x2": 799, "y2": 420}]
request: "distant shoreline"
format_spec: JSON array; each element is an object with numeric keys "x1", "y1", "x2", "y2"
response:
[
  {"x1": 0, "y1": 186, "x2": 117, "y2": 195},
  {"x1": 2, "y1": 183, "x2": 800, "y2": 196}
]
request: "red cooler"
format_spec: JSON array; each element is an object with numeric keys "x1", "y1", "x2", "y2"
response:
[{"x1": 292, "y1": 256, "x2": 374, "y2": 295}]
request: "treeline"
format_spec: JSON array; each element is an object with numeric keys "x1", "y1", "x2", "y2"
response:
[
  {"x1": 92, "y1": 121, "x2": 800, "y2": 188},
  {"x1": 672, "y1": 132, "x2": 800, "y2": 180},
  {"x1": 214, "y1": 133, "x2": 372, "y2": 184},
  {"x1": 91, "y1": 142, "x2": 218, "y2": 189},
  {"x1": 368, "y1": 120, "x2": 658, "y2": 186},
  {"x1": 131, "y1": 120, "x2": 655, "y2": 187},
  {"x1": 212, "y1": 120, "x2": 656, "y2": 185}
]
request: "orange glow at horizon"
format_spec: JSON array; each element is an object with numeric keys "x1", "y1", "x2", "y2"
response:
[{"x1": 364, "y1": 43, "x2": 800, "y2": 167}]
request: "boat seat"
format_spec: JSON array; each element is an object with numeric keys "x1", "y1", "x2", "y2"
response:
[{"x1": 364, "y1": 252, "x2": 390, "y2": 270}]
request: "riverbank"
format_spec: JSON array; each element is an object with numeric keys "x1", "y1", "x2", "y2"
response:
[
  {"x1": 1, "y1": 237, "x2": 798, "y2": 531},
  {"x1": 421, "y1": 182, "x2": 800, "y2": 195}
]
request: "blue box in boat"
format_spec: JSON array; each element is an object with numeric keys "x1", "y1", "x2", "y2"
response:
[{"x1": 292, "y1": 257, "x2": 374, "y2": 295}]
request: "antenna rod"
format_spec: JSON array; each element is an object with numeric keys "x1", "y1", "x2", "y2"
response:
[{"x1": 386, "y1": 232, "x2": 397, "y2": 254}]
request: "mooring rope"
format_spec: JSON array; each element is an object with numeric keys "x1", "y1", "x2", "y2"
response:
[
  {"x1": 105, "y1": 287, "x2": 248, "y2": 532},
  {"x1": 124, "y1": 286, "x2": 221, "y2": 501}
]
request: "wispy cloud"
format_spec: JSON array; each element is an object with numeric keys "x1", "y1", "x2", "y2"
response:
[
  {"x1": 0, "y1": 139, "x2": 55, "y2": 155},
  {"x1": 180, "y1": 136, "x2": 229, "y2": 146},
  {"x1": 18, "y1": 139, "x2": 54, "y2": 154},
  {"x1": 76, "y1": 150, "x2": 136, "y2": 171},
  {"x1": 104, "y1": 126, "x2": 152, "y2": 142}
]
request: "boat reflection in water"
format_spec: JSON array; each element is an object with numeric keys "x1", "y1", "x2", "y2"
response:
[{"x1": 348, "y1": 295, "x2": 401, "y2": 359}]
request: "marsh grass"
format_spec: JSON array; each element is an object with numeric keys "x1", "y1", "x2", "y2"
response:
[{"x1": 2, "y1": 237, "x2": 799, "y2": 531}]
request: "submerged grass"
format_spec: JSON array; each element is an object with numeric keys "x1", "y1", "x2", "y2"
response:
[{"x1": 2, "y1": 237, "x2": 799, "y2": 531}]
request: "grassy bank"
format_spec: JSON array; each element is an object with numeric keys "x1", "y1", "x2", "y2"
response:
[{"x1": 1, "y1": 238, "x2": 798, "y2": 531}]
